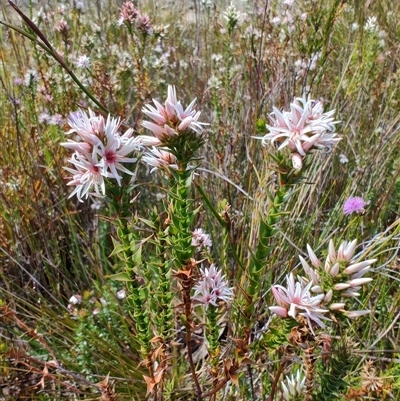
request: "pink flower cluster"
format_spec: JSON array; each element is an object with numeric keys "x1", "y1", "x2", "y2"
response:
[
  {"x1": 193, "y1": 264, "x2": 233, "y2": 307},
  {"x1": 269, "y1": 273, "x2": 329, "y2": 334},
  {"x1": 191, "y1": 228, "x2": 212, "y2": 251},
  {"x1": 141, "y1": 147, "x2": 178, "y2": 173},
  {"x1": 270, "y1": 239, "x2": 376, "y2": 333},
  {"x1": 142, "y1": 85, "x2": 206, "y2": 142},
  {"x1": 261, "y1": 96, "x2": 341, "y2": 170},
  {"x1": 119, "y1": 1, "x2": 153, "y2": 35},
  {"x1": 61, "y1": 109, "x2": 142, "y2": 201},
  {"x1": 140, "y1": 85, "x2": 207, "y2": 170},
  {"x1": 299, "y1": 239, "x2": 376, "y2": 312}
]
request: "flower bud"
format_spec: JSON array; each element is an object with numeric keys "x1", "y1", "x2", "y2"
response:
[{"x1": 330, "y1": 302, "x2": 346, "y2": 310}]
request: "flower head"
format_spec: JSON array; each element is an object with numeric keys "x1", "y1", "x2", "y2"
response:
[
  {"x1": 223, "y1": 2, "x2": 241, "y2": 33},
  {"x1": 281, "y1": 370, "x2": 306, "y2": 401},
  {"x1": 62, "y1": 109, "x2": 140, "y2": 201},
  {"x1": 343, "y1": 196, "x2": 366, "y2": 215},
  {"x1": 142, "y1": 85, "x2": 207, "y2": 142},
  {"x1": 119, "y1": 1, "x2": 139, "y2": 25},
  {"x1": 141, "y1": 147, "x2": 178, "y2": 173},
  {"x1": 259, "y1": 96, "x2": 341, "y2": 169},
  {"x1": 269, "y1": 273, "x2": 329, "y2": 333},
  {"x1": 191, "y1": 228, "x2": 212, "y2": 251},
  {"x1": 193, "y1": 264, "x2": 233, "y2": 307},
  {"x1": 300, "y1": 240, "x2": 376, "y2": 317},
  {"x1": 75, "y1": 55, "x2": 90, "y2": 68}
]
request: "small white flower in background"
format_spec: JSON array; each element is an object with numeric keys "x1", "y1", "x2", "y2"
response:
[
  {"x1": 300, "y1": 13, "x2": 308, "y2": 21},
  {"x1": 24, "y1": 69, "x2": 39, "y2": 86},
  {"x1": 211, "y1": 53, "x2": 223, "y2": 64},
  {"x1": 193, "y1": 264, "x2": 233, "y2": 307},
  {"x1": 192, "y1": 228, "x2": 212, "y2": 251},
  {"x1": 91, "y1": 199, "x2": 103, "y2": 210},
  {"x1": 207, "y1": 75, "x2": 222, "y2": 89},
  {"x1": 223, "y1": 3, "x2": 241, "y2": 29},
  {"x1": 339, "y1": 153, "x2": 349, "y2": 164},
  {"x1": 364, "y1": 16, "x2": 377, "y2": 32},
  {"x1": 271, "y1": 16, "x2": 281, "y2": 26},
  {"x1": 38, "y1": 111, "x2": 51, "y2": 124},
  {"x1": 75, "y1": 55, "x2": 90, "y2": 68},
  {"x1": 281, "y1": 370, "x2": 306, "y2": 401},
  {"x1": 69, "y1": 294, "x2": 82, "y2": 305},
  {"x1": 73, "y1": 1, "x2": 84, "y2": 11},
  {"x1": 49, "y1": 114, "x2": 64, "y2": 126},
  {"x1": 116, "y1": 289, "x2": 126, "y2": 300}
]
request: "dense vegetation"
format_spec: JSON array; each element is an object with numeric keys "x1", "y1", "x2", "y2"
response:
[{"x1": 0, "y1": 0, "x2": 399, "y2": 400}]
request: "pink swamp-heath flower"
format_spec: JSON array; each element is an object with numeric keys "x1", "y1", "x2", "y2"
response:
[
  {"x1": 193, "y1": 264, "x2": 233, "y2": 307},
  {"x1": 299, "y1": 240, "x2": 376, "y2": 318},
  {"x1": 269, "y1": 273, "x2": 329, "y2": 333},
  {"x1": 141, "y1": 147, "x2": 178, "y2": 173},
  {"x1": 62, "y1": 109, "x2": 140, "y2": 201},
  {"x1": 142, "y1": 85, "x2": 207, "y2": 141},
  {"x1": 258, "y1": 96, "x2": 341, "y2": 169}
]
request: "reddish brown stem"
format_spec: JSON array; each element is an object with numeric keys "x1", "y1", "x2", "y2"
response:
[
  {"x1": 200, "y1": 378, "x2": 229, "y2": 399},
  {"x1": 268, "y1": 358, "x2": 287, "y2": 401}
]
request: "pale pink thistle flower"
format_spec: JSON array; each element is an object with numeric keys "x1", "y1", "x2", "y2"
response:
[
  {"x1": 66, "y1": 109, "x2": 103, "y2": 146},
  {"x1": 300, "y1": 240, "x2": 376, "y2": 317},
  {"x1": 62, "y1": 109, "x2": 140, "y2": 200},
  {"x1": 64, "y1": 150, "x2": 107, "y2": 201},
  {"x1": 95, "y1": 115, "x2": 139, "y2": 185},
  {"x1": 343, "y1": 196, "x2": 366, "y2": 215}
]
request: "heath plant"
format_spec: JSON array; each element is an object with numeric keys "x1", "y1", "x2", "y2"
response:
[{"x1": 0, "y1": 1, "x2": 400, "y2": 401}]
